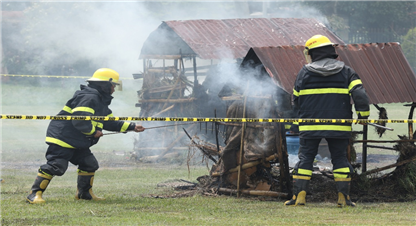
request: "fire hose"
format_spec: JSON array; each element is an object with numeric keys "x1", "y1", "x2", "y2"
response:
[
  {"x1": 98, "y1": 122, "x2": 199, "y2": 136},
  {"x1": 368, "y1": 123, "x2": 394, "y2": 131}
]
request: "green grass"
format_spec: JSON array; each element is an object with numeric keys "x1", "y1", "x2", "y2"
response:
[{"x1": 2, "y1": 166, "x2": 416, "y2": 225}]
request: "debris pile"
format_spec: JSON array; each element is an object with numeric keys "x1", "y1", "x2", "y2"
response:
[
  {"x1": 183, "y1": 86, "x2": 292, "y2": 199},
  {"x1": 350, "y1": 136, "x2": 416, "y2": 202}
]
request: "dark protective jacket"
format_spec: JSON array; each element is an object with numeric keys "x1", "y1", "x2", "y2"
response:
[
  {"x1": 46, "y1": 84, "x2": 135, "y2": 149},
  {"x1": 293, "y1": 58, "x2": 370, "y2": 139}
]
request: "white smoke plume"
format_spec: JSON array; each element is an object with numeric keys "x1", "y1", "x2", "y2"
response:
[{"x1": 2, "y1": 1, "x2": 330, "y2": 156}]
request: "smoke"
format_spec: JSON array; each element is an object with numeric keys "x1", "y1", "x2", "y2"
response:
[
  {"x1": 13, "y1": 1, "x2": 331, "y2": 77},
  {"x1": 2, "y1": 1, "x2": 333, "y2": 157}
]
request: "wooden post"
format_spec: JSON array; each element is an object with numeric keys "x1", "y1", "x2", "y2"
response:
[
  {"x1": 408, "y1": 104, "x2": 415, "y2": 140},
  {"x1": 347, "y1": 138, "x2": 352, "y2": 162},
  {"x1": 237, "y1": 83, "x2": 249, "y2": 198},
  {"x1": 237, "y1": 94, "x2": 248, "y2": 198},
  {"x1": 193, "y1": 56, "x2": 198, "y2": 88},
  {"x1": 277, "y1": 123, "x2": 285, "y2": 192},
  {"x1": 218, "y1": 188, "x2": 288, "y2": 198},
  {"x1": 163, "y1": 59, "x2": 165, "y2": 77},
  {"x1": 362, "y1": 124, "x2": 368, "y2": 173}
]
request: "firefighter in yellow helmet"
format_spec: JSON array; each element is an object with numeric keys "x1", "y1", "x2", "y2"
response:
[
  {"x1": 26, "y1": 68, "x2": 145, "y2": 204},
  {"x1": 285, "y1": 35, "x2": 370, "y2": 207}
]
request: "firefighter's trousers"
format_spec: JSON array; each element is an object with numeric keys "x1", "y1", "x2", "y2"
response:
[
  {"x1": 40, "y1": 144, "x2": 99, "y2": 176},
  {"x1": 295, "y1": 138, "x2": 353, "y2": 175}
]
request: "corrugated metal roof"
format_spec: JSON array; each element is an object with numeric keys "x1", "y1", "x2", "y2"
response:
[
  {"x1": 140, "y1": 18, "x2": 345, "y2": 59},
  {"x1": 244, "y1": 43, "x2": 416, "y2": 104}
]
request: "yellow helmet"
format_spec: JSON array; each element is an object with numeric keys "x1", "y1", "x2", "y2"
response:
[
  {"x1": 303, "y1": 35, "x2": 335, "y2": 63},
  {"x1": 87, "y1": 68, "x2": 120, "y2": 85},
  {"x1": 304, "y1": 35, "x2": 334, "y2": 50}
]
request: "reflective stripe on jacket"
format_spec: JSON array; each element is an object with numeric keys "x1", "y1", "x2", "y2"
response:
[
  {"x1": 293, "y1": 63, "x2": 370, "y2": 139},
  {"x1": 46, "y1": 85, "x2": 134, "y2": 149}
]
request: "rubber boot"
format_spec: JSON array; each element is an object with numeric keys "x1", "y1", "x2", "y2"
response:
[
  {"x1": 284, "y1": 177, "x2": 310, "y2": 206},
  {"x1": 75, "y1": 171, "x2": 105, "y2": 201},
  {"x1": 26, "y1": 170, "x2": 53, "y2": 204},
  {"x1": 336, "y1": 180, "x2": 356, "y2": 207}
]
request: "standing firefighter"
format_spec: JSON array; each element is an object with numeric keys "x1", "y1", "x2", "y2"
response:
[
  {"x1": 26, "y1": 68, "x2": 145, "y2": 204},
  {"x1": 285, "y1": 35, "x2": 370, "y2": 207}
]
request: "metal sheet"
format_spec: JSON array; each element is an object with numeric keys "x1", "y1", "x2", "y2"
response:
[
  {"x1": 246, "y1": 43, "x2": 416, "y2": 104},
  {"x1": 141, "y1": 18, "x2": 344, "y2": 59}
]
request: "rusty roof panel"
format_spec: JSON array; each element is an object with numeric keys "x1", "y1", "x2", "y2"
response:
[
  {"x1": 142, "y1": 18, "x2": 345, "y2": 59},
  {"x1": 246, "y1": 43, "x2": 416, "y2": 104}
]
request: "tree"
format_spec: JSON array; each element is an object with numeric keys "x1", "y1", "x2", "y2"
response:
[
  {"x1": 300, "y1": 1, "x2": 416, "y2": 43},
  {"x1": 402, "y1": 27, "x2": 416, "y2": 73}
]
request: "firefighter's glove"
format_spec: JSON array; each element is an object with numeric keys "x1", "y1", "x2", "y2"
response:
[
  {"x1": 356, "y1": 114, "x2": 368, "y2": 125},
  {"x1": 93, "y1": 130, "x2": 103, "y2": 138},
  {"x1": 89, "y1": 130, "x2": 103, "y2": 146},
  {"x1": 134, "y1": 123, "x2": 145, "y2": 132}
]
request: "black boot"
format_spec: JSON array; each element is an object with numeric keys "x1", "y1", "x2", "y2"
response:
[
  {"x1": 26, "y1": 169, "x2": 53, "y2": 204},
  {"x1": 284, "y1": 177, "x2": 310, "y2": 206},
  {"x1": 75, "y1": 170, "x2": 105, "y2": 201},
  {"x1": 336, "y1": 180, "x2": 356, "y2": 207}
]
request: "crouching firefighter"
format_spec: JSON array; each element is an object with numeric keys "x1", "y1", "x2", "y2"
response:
[
  {"x1": 26, "y1": 68, "x2": 146, "y2": 204},
  {"x1": 284, "y1": 35, "x2": 370, "y2": 207}
]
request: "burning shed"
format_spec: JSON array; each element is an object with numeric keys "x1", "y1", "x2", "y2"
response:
[
  {"x1": 132, "y1": 17, "x2": 345, "y2": 196},
  {"x1": 133, "y1": 18, "x2": 344, "y2": 162}
]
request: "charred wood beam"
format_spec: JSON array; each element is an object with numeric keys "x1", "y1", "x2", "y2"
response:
[
  {"x1": 148, "y1": 68, "x2": 178, "y2": 73},
  {"x1": 138, "y1": 98, "x2": 196, "y2": 103},
  {"x1": 360, "y1": 155, "x2": 416, "y2": 176},
  {"x1": 354, "y1": 139, "x2": 416, "y2": 143},
  {"x1": 145, "y1": 84, "x2": 187, "y2": 94},
  {"x1": 189, "y1": 143, "x2": 220, "y2": 156},
  {"x1": 218, "y1": 188, "x2": 288, "y2": 198},
  {"x1": 151, "y1": 105, "x2": 175, "y2": 117},
  {"x1": 211, "y1": 154, "x2": 279, "y2": 177},
  {"x1": 162, "y1": 77, "x2": 181, "y2": 110},
  {"x1": 216, "y1": 122, "x2": 275, "y2": 129},
  {"x1": 183, "y1": 128, "x2": 218, "y2": 164},
  {"x1": 220, "y1": 95, "x2": 272, "y2": 101},
  {"x1": 133, "y1": 72, "x2": 207, "y2": 79},
  {"x1": 366, "y1": 145, "x2": 396, "y2": 150},
  {"x1": 184, "y1": 65, "x2": 212, "y2": 72}
]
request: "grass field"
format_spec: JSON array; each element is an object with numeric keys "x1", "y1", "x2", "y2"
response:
[
  {"x1": 1, "y1": 79, "x2": 416, "y2": 225},
  {"x1": 2, "y1": 165, "x2": 416, "y2": 225}
]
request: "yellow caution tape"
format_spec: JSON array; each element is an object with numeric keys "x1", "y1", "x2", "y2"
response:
[
  {"x1": 0, "y1": 74, "x2": 136, "y2": 80},
  {"x1": 0, "y1": 114, "x2": 413, "y2": 124},
  {"x1": 1, "y1": 74, "x2": 90, "y2": 79}
]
